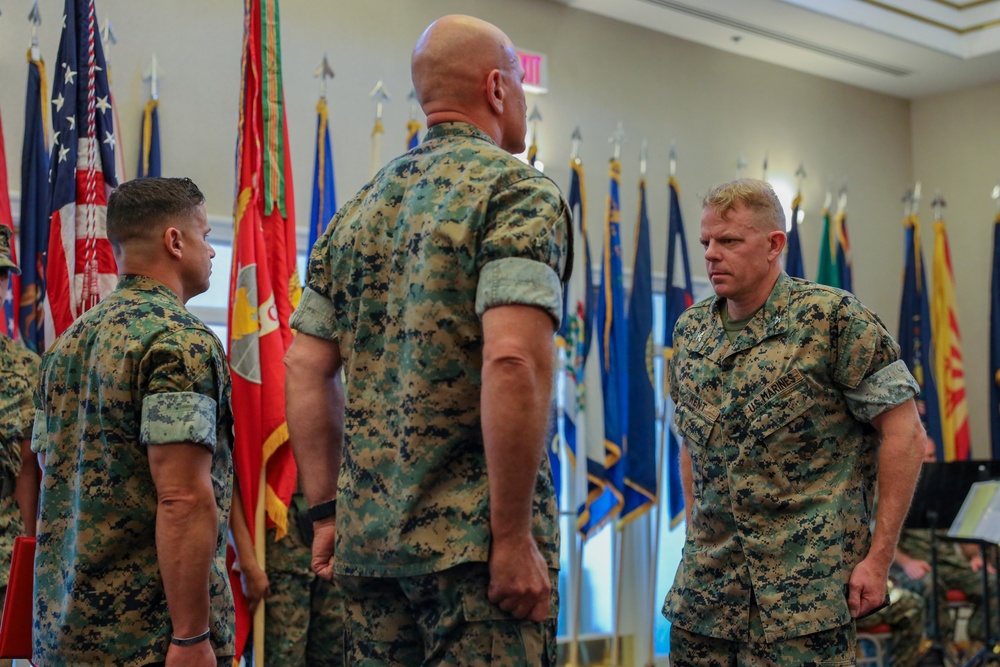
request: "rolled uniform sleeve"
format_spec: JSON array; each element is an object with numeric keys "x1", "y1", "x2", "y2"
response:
[
  {"x1": 30, "y1": 409, "x2": 45, "y2": 455},
  {"x1": 833, "y1": 304, "x2": 919, "y2": 423},
  {"x1": 290, "y1": 287, "x2": 337, "y2": 341},
  {"x1": 141, "y1": 392, "x2": 218, "y2": 450},
  {"x1": 474, "y1": 177, "x2": 571, "y2": 326},
  {"x1": 139, "y1": 329, "x2": 227, "y2": 452},
  {"x1": 293, "y1": 222, "x2": 339, "y2": 341}
]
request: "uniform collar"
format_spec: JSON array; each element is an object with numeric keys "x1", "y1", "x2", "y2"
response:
[
  {"x1": 423, "y1": 122, "x2": 498, "y2": 147},
  {"x1": 693, "y1": 272, "x2": 791, "y2": 363},
  {"x1": 116, "y1": 274, "x2": 183, "y2": 306}
]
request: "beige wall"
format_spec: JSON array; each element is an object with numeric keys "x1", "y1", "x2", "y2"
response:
[
  {"x1": 1, "y1": 1, "x2": 918, "y2": 402},
  {"x1": 912, "y1": 83, "x2": 1000, "y2": 459}
]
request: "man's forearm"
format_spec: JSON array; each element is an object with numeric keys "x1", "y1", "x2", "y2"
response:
[
  {"x1": 481, "y1": 340, "x2": 553, "y2": 541},
  {"x1": 870, "y1": 405, "x2": 925, "y2": 569},
  {"x1": 286, "y1": 336, "x2": 344, "y2": 506},
  {"x1": 229, "y1": 484, "x2": 259, "y2": 573},
  {"x1": 157, "y1": 488, "x2": 218, "y2": 637},
  {"x1": 14, "y1": 437, "x2": 39, "y2": 536},
  {"x1": 680, "y1": 442, "x2": 694, "y2": 527}
]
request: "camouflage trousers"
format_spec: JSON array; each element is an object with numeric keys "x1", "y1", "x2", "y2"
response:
[
  {"x1": 261, "y1": 500, "x2": 344, "y2": 667},
  {"x1": 857, "y1": 586, "x2": 926, "y2": 667},
  {"x1": 670, "y1": 598, "x2": 856, "y2": 666},
  {"x1": 338, "y1": 562, "x2": 558, "y2": 666}
]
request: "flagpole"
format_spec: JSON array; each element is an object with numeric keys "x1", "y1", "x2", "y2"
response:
[
  {"x1": 569, "y1": 529, "x2": 584, "y2": 667},
  {"x1": 611, "y1": 527, "x2": 625, "y2": 667},
  {"x1": 368, "y1": 81, "x2": 389, "y2": 178},
  {"x1": 646, "y1": 143, "x2": 679, "y2": 667},
  {"x1": 567, "y1": 126, "x2": 585, "y2": 667},
  {"x1": 605, "y1": 123, "x2": 627, "y2": 667},
  {"x1": 253, "y1": 469, "x2": 266, "y2": 666}
]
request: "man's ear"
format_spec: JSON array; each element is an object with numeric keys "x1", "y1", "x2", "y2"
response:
[
  {"x1": 767, "y1": 230, "x2": 787, "y2": 262},
  {"x1": 164, "y1": 226, "x2": 183, "y2": 260},
  {"x1": 486, "y1": 69, "x2": 504, "y2": 115}
]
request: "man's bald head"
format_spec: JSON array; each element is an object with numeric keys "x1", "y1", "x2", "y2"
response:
[{"x1": 411, "y1": 15, "x2": 527, "y2": 153}]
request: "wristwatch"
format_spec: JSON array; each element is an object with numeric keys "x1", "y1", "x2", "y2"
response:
[{"x1": 307, "y1": 498, "x2": 337, "y2": 522}]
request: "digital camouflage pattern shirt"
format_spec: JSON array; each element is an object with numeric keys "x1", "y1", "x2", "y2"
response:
[
  {"x1": 32, "y1": 275, "x2": 234, "y2": 666},
  {"x1": 293, "y1": 122, "x2": 570, "y2": 578},
  {"x1": 664, "y1": 273, "x2": 919, "y2": 642},
  {"x1": 0, "y1": 334, "x2": 39, "y2": 588}
]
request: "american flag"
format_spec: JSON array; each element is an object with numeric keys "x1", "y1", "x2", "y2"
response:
[{"x1": 46, "y1": 0, "x2": 119, "y2": 340}]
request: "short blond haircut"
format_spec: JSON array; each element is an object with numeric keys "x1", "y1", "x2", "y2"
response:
[{"x1": 702, "y1": 178, "x2": 784, "y2": 232}]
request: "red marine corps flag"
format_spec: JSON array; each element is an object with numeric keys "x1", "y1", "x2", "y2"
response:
[
  {"x1": 228, "y1": 0, "x2": 300, "y2": 659},
  {"x1": 45, "y1": 0, "x2": 120, "y2": 340}
]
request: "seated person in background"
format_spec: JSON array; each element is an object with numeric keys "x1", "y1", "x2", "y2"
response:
[
  {"x1": 856, "y1": 582, "x2": 929, "y2": 667},
  {"x1": 892, "y1": 436, "x2": 996, "y2": 645}
]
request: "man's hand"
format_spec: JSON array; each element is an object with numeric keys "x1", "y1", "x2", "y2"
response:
[
  {"x1": 967, "y1": 553, "x2": 997, "y2": 574},
  {"x1": 165, "y1": 639, "x2": 216, "y2": 667},
  {"x1": 848, "y1": 556, "x2": 889, "y2": 618},
  {"x1": 900, "y1": 558, "x2": 932, "y2": 580},
  {"x1": 311, "y1": 517, "x2": 336, "y2": 581},
  {"x1": 241, "y1": 564, "x2": 271, "y2": 614},
  {"x1": 488, "y1": 534, "x2": 550, "y2": 623}
]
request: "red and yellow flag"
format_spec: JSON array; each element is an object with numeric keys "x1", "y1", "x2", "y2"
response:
[
  {"x1": 228, "y1": 0, "x2": 299, "y2": 657},
  {"x1": 931, "y1": 218, "x2": 970, "y2": 460}
]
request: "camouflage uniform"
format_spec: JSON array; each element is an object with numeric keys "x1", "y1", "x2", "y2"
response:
[
  {"x1": 665, "y1": 273, "x2": 919, "y2": 660},
  {"x1": 856, "y1": 583, "x2": 927, "y2": 667},
  {"x1": 263, "y1": 491, "x2": 344, "y2": 666},
  {"x1": 893, "y1": 528, "x2": 993, "y2": 641},
  {"x1": 0, "y1": 334, "x2": 39, "y2": 622},
  {"x1": 31, "y1": 275, "x2": 235, "y2": 667},
  {"x1": 292, "y1": 121, "x2": 569, "y2": 664}
]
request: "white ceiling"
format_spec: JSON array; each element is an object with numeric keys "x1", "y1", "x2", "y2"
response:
[{"x1": 553, "y1": 0, "x2": 1000, "y2": 99}]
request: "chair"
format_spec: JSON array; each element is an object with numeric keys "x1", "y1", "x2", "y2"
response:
[{"x1": 856, "y1": 622, "x2": 893, "y2": 667}]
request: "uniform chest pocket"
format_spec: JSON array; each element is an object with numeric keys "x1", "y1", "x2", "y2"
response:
[
  {"x1": 743, "y1": 380, "x2": 823, "y2": 489},
  {"x1": 674, "y1": 396, "x2": 720, "y2": 448}
]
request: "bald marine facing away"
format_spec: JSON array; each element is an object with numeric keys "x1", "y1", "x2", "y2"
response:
[{"x1": 286, "y1": 14, "x2": 572, "y2": 666}]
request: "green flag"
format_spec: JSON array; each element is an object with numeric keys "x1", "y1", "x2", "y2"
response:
[{"x1": 816, "y1": 206, "x2": 840, "y2": 288}]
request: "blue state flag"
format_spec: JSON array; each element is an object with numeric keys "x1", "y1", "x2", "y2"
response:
[
  {"x1": 664, "y1": 177, "x2": 693, "y2": 528},
  {"x1": 991, "y1": 212, "x2": 1000, "y2": 458},
  {"x1": 836, "y1": 211, "x2": 853, "y2": 293},
  {"x1": 622, "y1": 178, "x2": 656, "y2": 523},
  {"x1": 18, "y1": 51, "x2": 50, "y2": 353},
  {"x1": 578, "y1": 158, "x2": 627, "y2": 538},
  {"x1": 557, "y1": 158, "x2": 592, "y2": 472},
  {"x1": 406, "y1": 119, "x2": 420, "y2": 151},
  {"x1": 136, "y1": 99, "x2": 161, "y2": 178},
  {"x1": 308, "y1": 96, "x2": 337, "y2": 256},
  {"x1": 898, "y1": 214, "x2": 944, "y2": 456},
  {"x1": 785, "y1": 193, "x2": 805, "y2": 278}
]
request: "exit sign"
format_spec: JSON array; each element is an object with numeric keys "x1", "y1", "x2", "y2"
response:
[{"x1": 516, "y1": 48, "x2": 548, "y2": 94}]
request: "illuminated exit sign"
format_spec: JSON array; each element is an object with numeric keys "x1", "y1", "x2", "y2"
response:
[{"x1": 516, "y1": 48, "x2": 548, "y2": 94}]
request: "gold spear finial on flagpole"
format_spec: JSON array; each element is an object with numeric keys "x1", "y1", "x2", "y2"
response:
[
  {"x1": 142, "y1": 53, "x2": 164, "y2": 101},
  {"x1": 609, "y1": 121, "x2": 627, "y2": 161},
  {"x1": 28, "y1": 1, "x2": 42, "y2": 60},
  {"x1": 369, "y1": 80, "x2": 390, "y2": 120},
  {"x1": 314, "y1": 54, "x2": 335, "y2": 99},
  {"x1": 408, "y1": 89, "x2": 419, "y2": 121},
  {"x1": 931, "y1": 190, "x2": 946, "y2": 222}
]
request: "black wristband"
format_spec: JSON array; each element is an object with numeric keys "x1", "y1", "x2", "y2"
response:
[
  {"x1": 308, "y1": 498, "x2": 337, "y2": 522},
  {"x1": 171, "y1": 629, "x2": 211, "y2": 647}
]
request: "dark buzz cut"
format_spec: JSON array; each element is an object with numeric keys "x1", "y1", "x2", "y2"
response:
[{"x1": 106, "y1": 177, "x2": 206, "y2": 249}]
